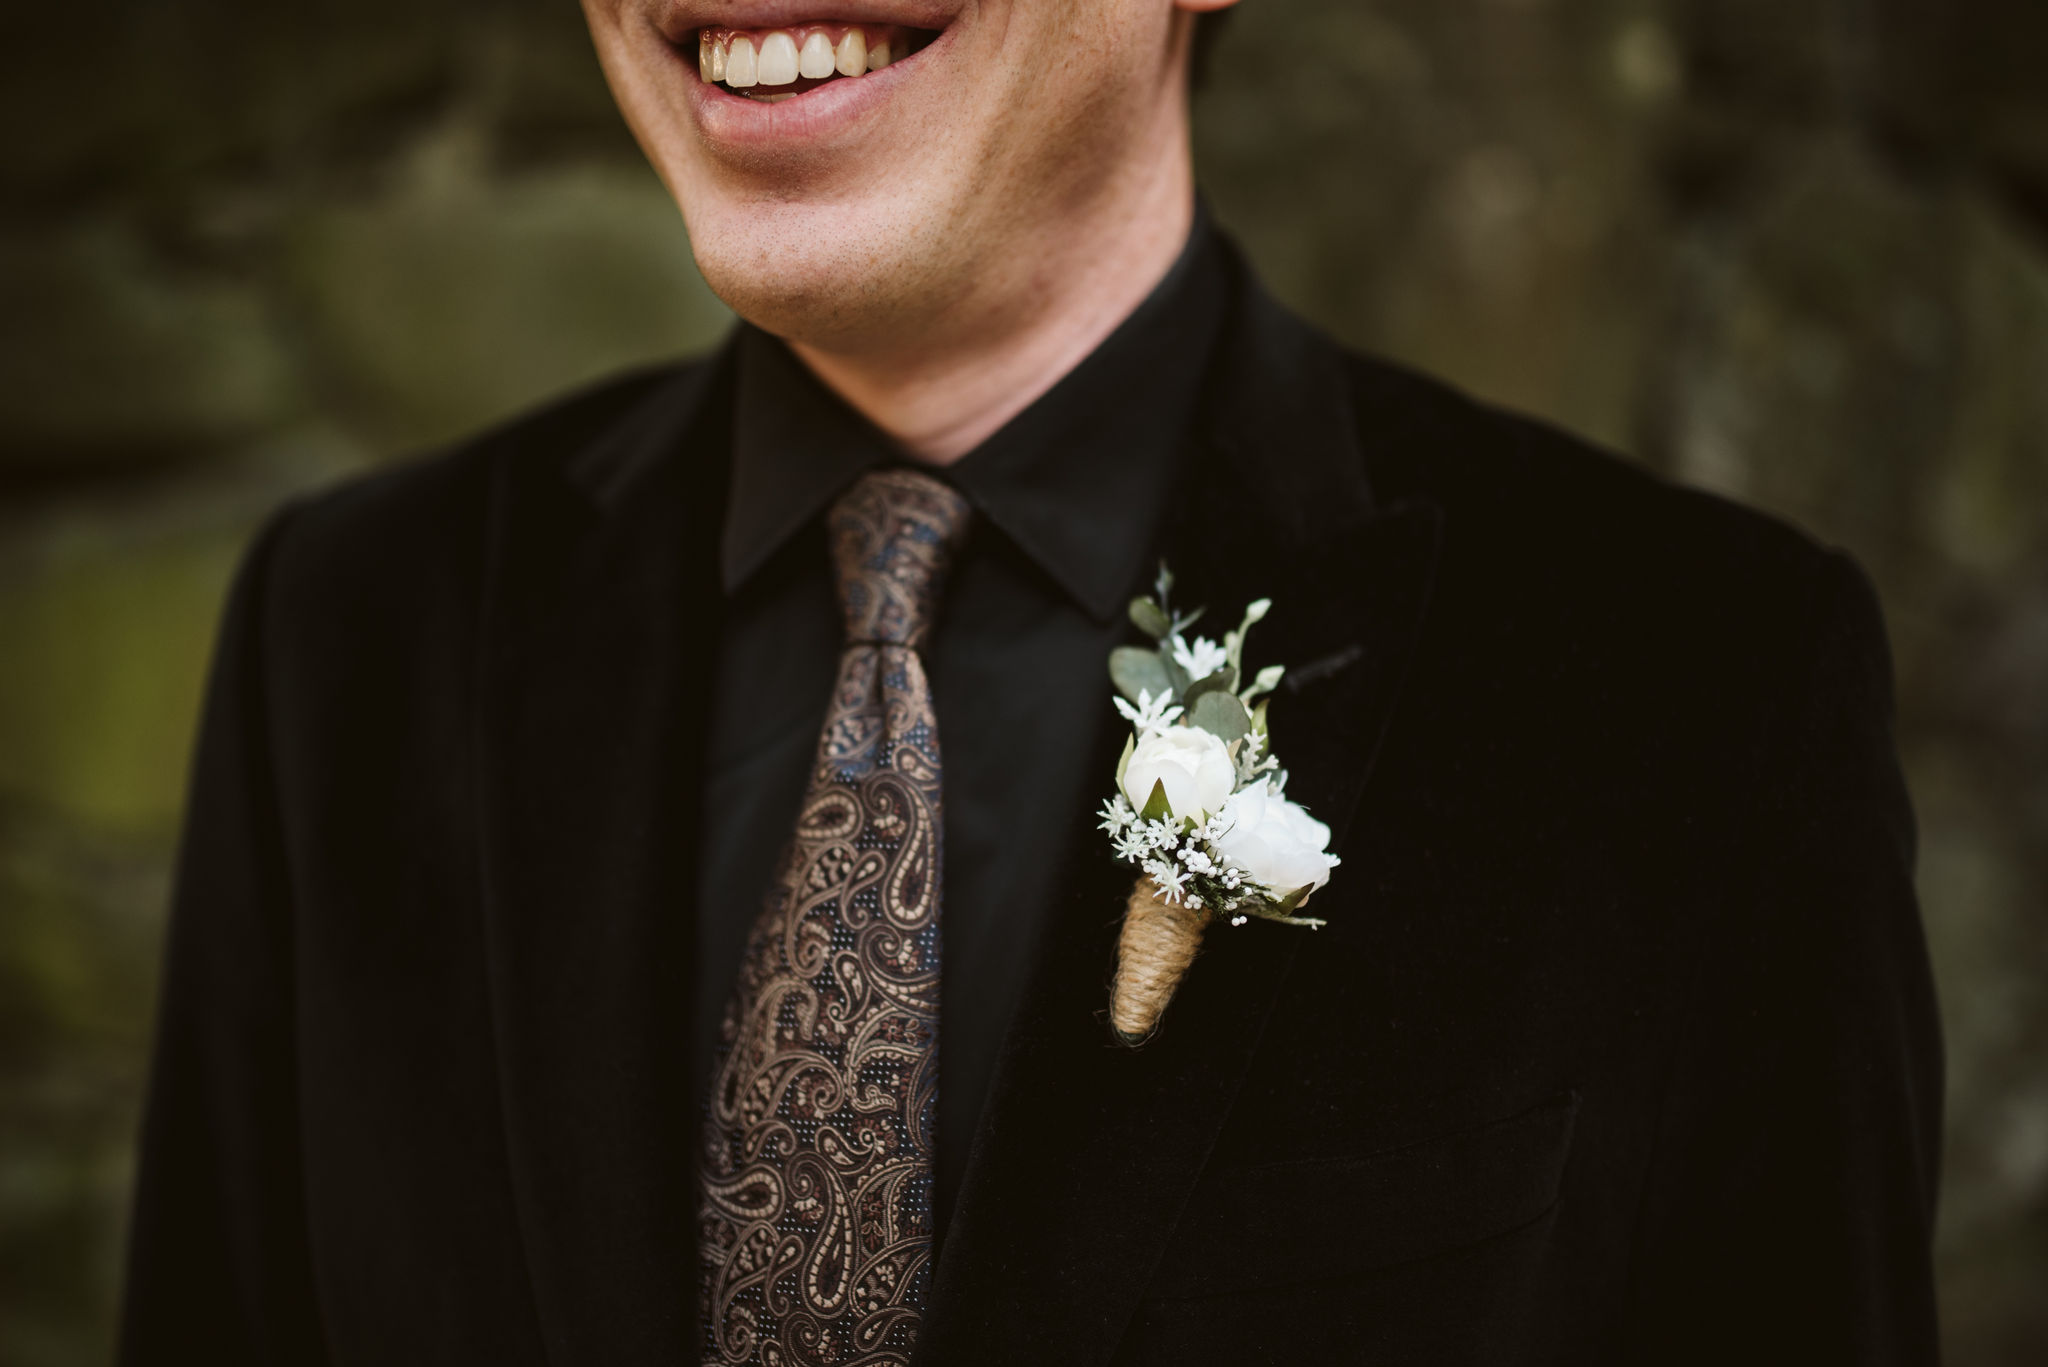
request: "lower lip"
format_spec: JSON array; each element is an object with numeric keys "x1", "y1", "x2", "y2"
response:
[{"x1": 679, "y1": 29, "x2": 948, "y2": 152}]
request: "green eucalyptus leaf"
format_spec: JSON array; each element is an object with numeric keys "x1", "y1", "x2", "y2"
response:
[
  {"x1": 1139, "y1": 777, "x2": 1174, "y2": 824},
  {"x1": 1188, "y1": 690, "x2": 1251, "y2": 742},
  {"x1": 1184, "y1": 667, "x2": 1239, "y2": 704},
  {"x1": 1128, "y1": 596, "x2": 1172, "y2": 641},
  {"x1": 1110, "y1": 646, "x2": 1172, "y2": 704},
  {"x1": 1252, "y1": 696, "x2": 1271, "y2": 741},
  {"x1": 1159, "y1": 650, "x2": 1191, "y2": 698}
]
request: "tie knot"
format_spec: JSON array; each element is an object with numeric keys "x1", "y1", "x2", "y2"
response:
[{"x1": 827, "y1": 468, "x2": 973, "y2": 649}]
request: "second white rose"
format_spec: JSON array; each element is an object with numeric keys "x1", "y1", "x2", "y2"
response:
[
  {"x1": 1122, "y1": 725, "x2": 1236, "y2": 825},
  {"x1": 1210, "y1": 778, "x2": 1340, "y2": 899}
]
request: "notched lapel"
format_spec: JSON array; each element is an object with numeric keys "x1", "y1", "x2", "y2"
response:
[
  {"x1": 919, "y1": 260, "x2": 1444, "y2": 1365},
  {"x1": 475, "y1": 352, "x2": 733, "y2": 1363}
]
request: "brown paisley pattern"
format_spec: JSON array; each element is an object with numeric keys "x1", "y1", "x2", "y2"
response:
[{"x1": 700, "y1": 469, "x2": 973, "y2": 1367}]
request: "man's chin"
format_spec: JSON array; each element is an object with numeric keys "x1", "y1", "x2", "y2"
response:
[
  {"x1": 692, "y1": 237, "x2": 910, "y2": 352},
  {"x1": 683, "y1": 189, "x2": 969, "y2": 348}
]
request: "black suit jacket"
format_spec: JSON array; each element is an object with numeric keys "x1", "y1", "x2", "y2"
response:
[{"x1": 120, "y1": 246, "x2": 1942, "y2": 1365}]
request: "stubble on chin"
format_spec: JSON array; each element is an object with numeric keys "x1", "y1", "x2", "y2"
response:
[
  {"x1": 686, "y1": 124, "x2": 1120, "y2": 359},
  {"x1": 681, "y1": 180, "x2": 962, "y2": 350}
]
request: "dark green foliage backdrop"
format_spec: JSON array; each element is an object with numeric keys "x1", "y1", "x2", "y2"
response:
[{"x1": 2, "y1": 2, "x2": 2042, "y2": 1361}]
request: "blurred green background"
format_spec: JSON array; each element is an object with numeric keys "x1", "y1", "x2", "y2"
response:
[{"x1": 1, "y1": 1, "x2": 2043, "y2": 1361}]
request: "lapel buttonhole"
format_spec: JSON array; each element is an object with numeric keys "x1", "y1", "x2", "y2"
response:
[{"x1": 1285, "y1": 642, "x2": 1366, "y2": 692}]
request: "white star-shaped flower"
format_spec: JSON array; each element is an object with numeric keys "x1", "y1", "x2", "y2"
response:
[
  {"x1": 1113, "y1": 688, "x2": 1184, "y2": 738},
  {"x1": 1170, "y1": 634, "x2": 1229, "y2": 682},
  {"x1": 1149, "y1": 861, "x2": 1190, "y2": 903},
  {"x1": 1097, "y1": 794, "x2": 1135, "y2": 836}
]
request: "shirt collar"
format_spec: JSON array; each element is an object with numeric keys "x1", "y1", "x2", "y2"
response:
[{"x1": 721, "y1": 206, "x2": 1229, "y2": 621}]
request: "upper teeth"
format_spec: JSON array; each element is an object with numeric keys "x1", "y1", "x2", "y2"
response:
[
  {"x1": 798, "y1": 32, "x2": 836, "y2": 79},
  {"x1": 699, "y1": 25, "x2": 900, "y2": 92},
  {"x1": 757, "y1": 31, "x2": 799, "y2": 85},
  {"x1": 837, "y1": 31, "x2": 869, "y2": 76}
]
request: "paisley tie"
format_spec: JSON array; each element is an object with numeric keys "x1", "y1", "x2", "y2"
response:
[{"x1": 700, "y1": 468, "x2": 973, "y2": 1366}]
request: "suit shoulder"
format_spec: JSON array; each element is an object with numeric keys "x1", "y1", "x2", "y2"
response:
[
  {"x1": 1339, "y1": 350, "x2": 1897, "y2": 772},
  {"x1": 254, "y1": 362, "x2": 696, "y2": 622},
  {"x1": 1343, "y1": 351, "x2": 1851, "y2": 611},
  {"x1": 281, "y1": 363, "x2": 686, "y2": 565}
]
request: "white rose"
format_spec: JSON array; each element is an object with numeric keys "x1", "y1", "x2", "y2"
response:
[
  {"x1": 1210, "y1": 779, "x2": 1338, "y2": 899},
  {"x1": 1122, "y1": 725, "x2": 1235, "y2": 825}
]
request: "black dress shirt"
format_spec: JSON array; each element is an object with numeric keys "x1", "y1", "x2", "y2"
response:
[{"x1": 693, "y1": 215, "x2": 1228, "y2": 1234}]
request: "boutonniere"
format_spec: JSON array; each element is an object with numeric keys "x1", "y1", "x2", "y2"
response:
[{"x1": 1097, "y1": 564, "x2": 1339, "y2": 1044}]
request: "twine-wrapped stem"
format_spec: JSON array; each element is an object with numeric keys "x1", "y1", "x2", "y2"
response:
[{"x1": 1110, "y1": 876, "x2": 1214, "y2": 1045}]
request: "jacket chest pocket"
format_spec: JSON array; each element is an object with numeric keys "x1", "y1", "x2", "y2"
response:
[{"x1": 1120, "y1": 1092, "x2": 1579, "y2": 1366}]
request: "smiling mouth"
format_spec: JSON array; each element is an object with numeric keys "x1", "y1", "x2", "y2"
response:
[{"x1": 695, "y1": 23, "x2": 939, "y2": 102}]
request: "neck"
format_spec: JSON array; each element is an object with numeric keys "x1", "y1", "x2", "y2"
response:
[{"x1": 788, "y1": 140, "x2": 1198, "y2": 466}]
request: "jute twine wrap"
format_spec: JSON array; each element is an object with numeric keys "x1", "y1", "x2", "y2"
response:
[{"x1": 1110, "y1": 876, "x2": 1214, "y2": 1044}]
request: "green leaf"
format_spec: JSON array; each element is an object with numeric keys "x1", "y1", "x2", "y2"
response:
[
  {"x1": 1116, "y1": 731, "x2": 1135, "y2": 788},
  {"x1": 1128, "y1": 596, "x2": 1172, "y2": 641},
  {"x1": 1154, "y1": 561, "x2": 1175, "y2": 604},
  {"x1": 1252, "y1": 696, "x2": 1271, "y2": 742},
  {"x1": 1184, "y1": 667, "x2": 1239, "y2": 705},
  {"x1": 1158, "y1": 650, "x2": 1191, "y2": 698},
  {"x1": 1110, "y1": 646, "x2": 1172, "y2": 704},
  {"x1": 1188, "y1": 690, "x2": 1251, "y2": 742},
  {"x1": 1139, "y1": 777, "x2": 1174, "y2": 824}
]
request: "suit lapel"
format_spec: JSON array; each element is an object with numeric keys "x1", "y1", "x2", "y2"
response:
[
  {"x1": 475, "y1": 350, "x2": 734, "y2": 1363},
  {"x1": 918, "y1": 260, "x2": 1444, "y2": 1364}
]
